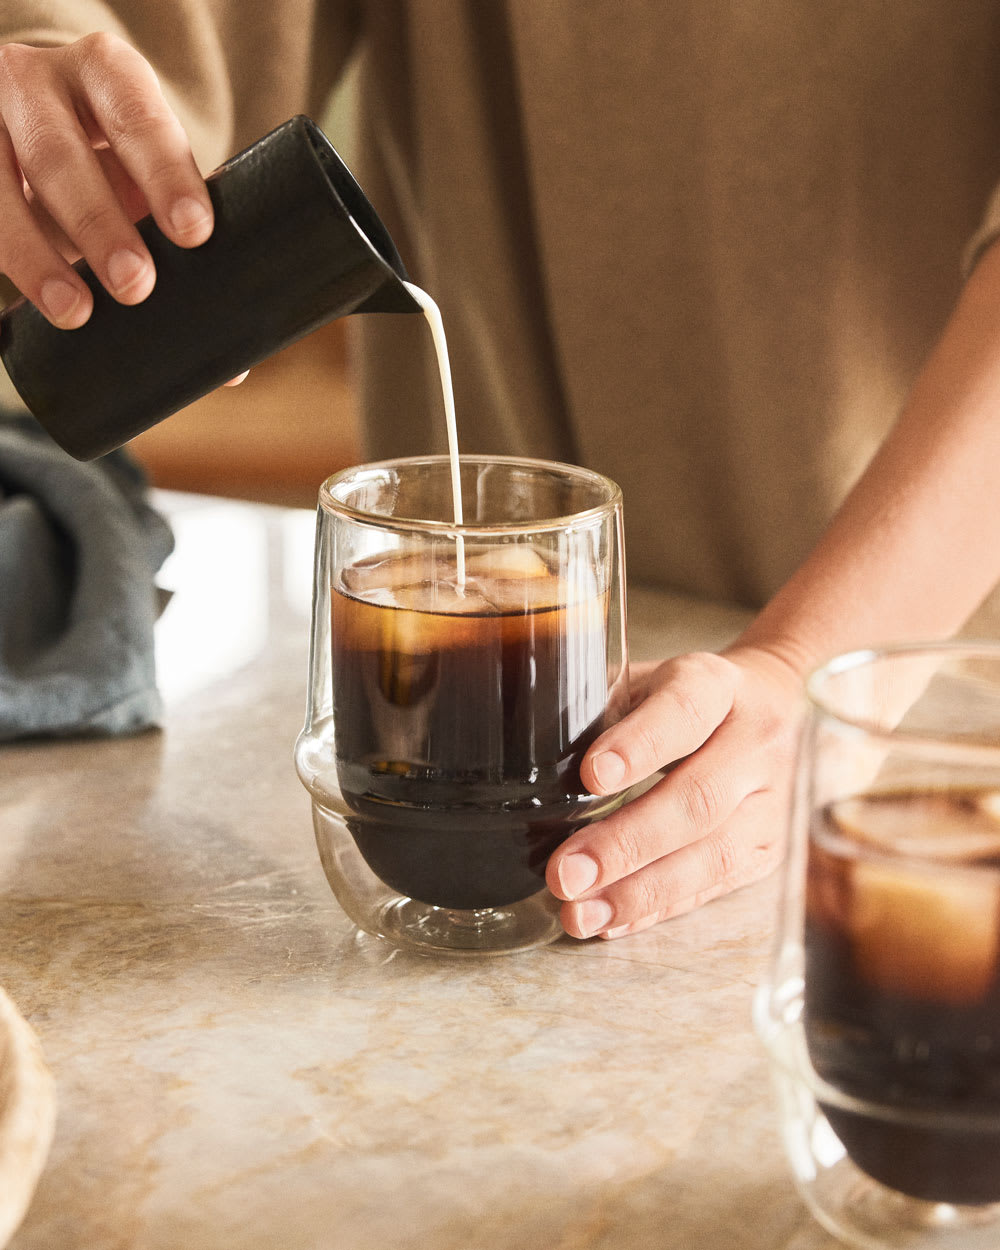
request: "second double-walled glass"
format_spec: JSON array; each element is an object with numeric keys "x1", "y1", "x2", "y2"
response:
[
  {"x1": 295, "y1": 455, "x2": 629, "y2": 955},
  {"x1": 756, "y1": 643, "x2": 1000, "y2": 1249}
]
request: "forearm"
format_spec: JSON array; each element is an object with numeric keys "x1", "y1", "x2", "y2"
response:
[
  {"x1": 738, "y1": 239, "x2": 1000, "y2": 671},
  {"x1": 555, "y1": 244, "x2": 1000, "y2": 937}
]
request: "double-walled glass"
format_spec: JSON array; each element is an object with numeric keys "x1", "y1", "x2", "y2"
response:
[
  {"x1": 756, "y1": 643, "x2": 1000, "y2": 1249},
  {"x1": 295, "y1": 455, "x2": 628, "y2": 955}
]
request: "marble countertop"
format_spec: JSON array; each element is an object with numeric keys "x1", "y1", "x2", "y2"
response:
[{"x1": 0, "y1": 492, "x2": 840, "y2": 1250}]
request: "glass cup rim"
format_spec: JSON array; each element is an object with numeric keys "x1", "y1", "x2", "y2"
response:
[
  {"x1": 806, "y1": 639, "x2": 1000, "y2": 757},
  {"x1": 318, "y1": 453, "x2": 623, "y2": 536}
]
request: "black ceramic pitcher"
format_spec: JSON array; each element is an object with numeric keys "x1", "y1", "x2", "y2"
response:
[{"x1": 0, "y1": 115, "x2": 421, "y2": 460}]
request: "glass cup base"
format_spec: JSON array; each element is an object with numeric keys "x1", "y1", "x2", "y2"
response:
[
  {"x1": 755, "y1": 984, "x2": 1000, "y2": 1250},
  {"x1": 311, "y1": 798, "x2": 564, "y2": 957},
  {"x1": 373, "y1": 893, "x2": 563, "y2": 956},
  {"x1": 804, "y1": 1166, "x2": 1000, "y2": 1250}
]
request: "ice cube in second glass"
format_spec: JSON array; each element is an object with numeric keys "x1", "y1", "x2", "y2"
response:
[{"x1": 829, "y1": 793, "x2": 1000, "y2": 1004}]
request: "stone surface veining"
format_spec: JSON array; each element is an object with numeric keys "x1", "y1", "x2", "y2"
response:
[{"x1": 0, "y1": 495, "x2": 839, "y2": 1250}]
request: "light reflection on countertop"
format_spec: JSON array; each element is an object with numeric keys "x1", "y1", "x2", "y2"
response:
[{"x1": 152, "y1": 492, "x2": 316, "y2": 705}]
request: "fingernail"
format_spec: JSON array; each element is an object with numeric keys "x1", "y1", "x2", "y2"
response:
[
  {"x1": 592, "y1": 750, "x2": 626, "y2": 791},
  {"x1": 40, "y1": 278, "x2": 83, "y2": 326},
  {"x1": 557, "y1": 852, "x2": 599, "y2": 899},
  {"x1": 169, "y1": 195, "x2": 212, "y2": 241},
  {"x1": 108, "y1": 248, "x2": 150, "y2": 296},
  {"x1": 576, "y1": 899, "x2": 614, "y2": 937},
  {"x1": 601, "y1": 925, "x2": 632, "y2": 940}
]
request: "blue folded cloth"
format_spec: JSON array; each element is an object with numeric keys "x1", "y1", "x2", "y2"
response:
[{"x1": 0, "y1": 411, "x2": 173, "y2": 741}]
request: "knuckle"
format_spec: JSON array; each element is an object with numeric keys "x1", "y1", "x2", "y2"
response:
[
  {"x1": 611, "y1": 822, "x2": 646, "y2": 874},
  {"x1": 680, "y1": 650, "x2": 733, "y2": 685},
  {"x1": 664, "y1": 651, "x2": 731, "y2": 738},
  {"x1": 9, "y1": 112, "x2": 71, "y2": 176},
  {"x1": 631, "y1": 718, "x2": 670, "y2": 770},
  {"x1": 74, "y1": 30, "x2": 129, "y2": 68},
  {"x1": 74, "y1": 35, "x2": 168, "y2": 144},
  {"x1": 704, "y1": 829, "x2": 741, "y2": 887},
  {"x1": 629, "y1": 873, "x2": 665, "y2": 921},
  {"x1": 67, "y1": 196, "x2": 119, "y2": 241},
  {"x1": 0, "y1": 41, "x2": 29, "y2": 86},
  {"x1": 103, "y1": 96, "x2": 170, "y2": 147},
  {"x1": 678, "y1": 770, "x2": 726, "y2": 832}
]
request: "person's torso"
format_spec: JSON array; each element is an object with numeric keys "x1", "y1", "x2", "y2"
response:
[{"x1": 351, "y1": 0, "x2": 1000, "y2": 605}]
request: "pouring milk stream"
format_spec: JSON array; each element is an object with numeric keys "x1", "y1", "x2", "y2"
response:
[{"x1": 403, "y1": 282, "x2": 467, "y2": 589}]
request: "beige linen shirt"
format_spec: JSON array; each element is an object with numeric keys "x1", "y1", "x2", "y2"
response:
[{"x1": 5, "y1": 1, "x2": 1000, "y2": 614}]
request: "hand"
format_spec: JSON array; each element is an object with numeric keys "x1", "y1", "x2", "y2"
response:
[
  {"x1": 0, "y1": 34, "x2": 213, "y2": 328},
  {"x1": 545, "y1": 645, "x2": 805, "y2": 939}
]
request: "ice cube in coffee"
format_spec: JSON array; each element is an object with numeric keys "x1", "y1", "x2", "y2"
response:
[
  {"x1": 331, "y1": 544, "x2": 613, "y2": 910},
  {"x1": 805, "y1": 789, "x2": 1000, "y2": 1204}
]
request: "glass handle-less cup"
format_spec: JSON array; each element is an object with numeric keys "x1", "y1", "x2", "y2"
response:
[
  {"x1": 294, "y1": 454, "x2": 629, "y2": 956},
  {"x1": 755, "y1": 642, "x2": 1000, "y2": 1249},
  {"x1": 0, "y1": 115, "x2": 420, "y2": 461}
]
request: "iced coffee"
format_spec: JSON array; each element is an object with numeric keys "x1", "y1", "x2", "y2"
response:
[
  {"x1": 805, "y1": 788, "x2": 1000, "y2": 1204},
  {"x1": 331, "y1": 543, "x2": 612, "y2": 910}
]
